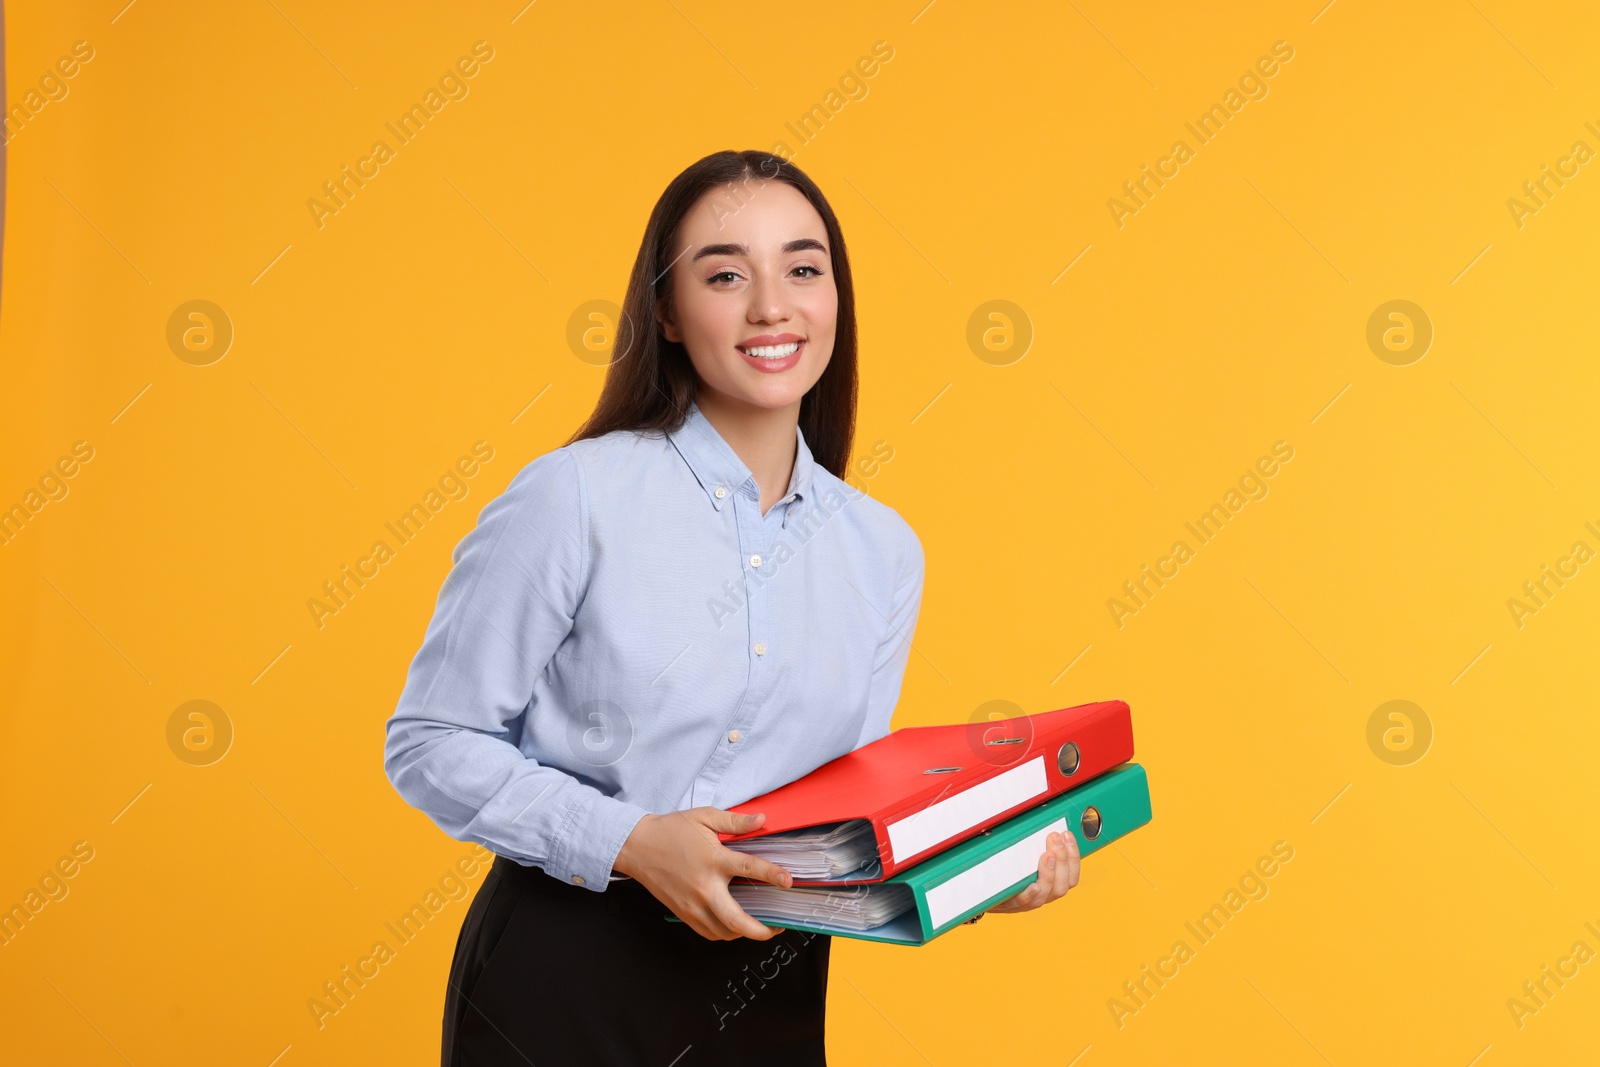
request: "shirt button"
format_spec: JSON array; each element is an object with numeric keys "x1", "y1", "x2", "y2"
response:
[
  {"x1": 571, "y1": 874, "x2": 585, "y2": 885},
  {"x1": 728, "y1": 729, "x2": 742, "y2": 743},
  {"x1": 750, "y1": 554, "x2": 763, "y2": 568},
  {"x1": 753, "y1": 642, "x2": 767, "y2": 656},
  {"x1": 714, "y1": 486, "x2": 727, "y2": 499}
]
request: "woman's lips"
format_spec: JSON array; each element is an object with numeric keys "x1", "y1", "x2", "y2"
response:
[{"x1": 738, "y1": 339, "x2": 804, "y2": 373}]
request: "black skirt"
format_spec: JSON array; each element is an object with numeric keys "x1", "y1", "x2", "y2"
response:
[{"x1": 442, "y1": 854, "x2": 832, "y2": 1066}]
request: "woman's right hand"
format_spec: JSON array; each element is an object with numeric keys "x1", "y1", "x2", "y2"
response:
[{"x1": 613, "y1": 808, "x2": 794, "y2": 941}]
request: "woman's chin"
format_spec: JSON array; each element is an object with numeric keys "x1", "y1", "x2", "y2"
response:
[{"x1": 702, "y1": 376, "x2": 818, "y2": 413}]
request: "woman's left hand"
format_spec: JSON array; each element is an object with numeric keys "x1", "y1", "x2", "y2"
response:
[{"x1": 984, "y1": 830, "x2": 1080, "y2": 914}]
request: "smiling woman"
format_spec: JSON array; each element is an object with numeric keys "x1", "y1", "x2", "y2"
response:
[
  {"x1": 567, "y1": 150, "x2": 858, "y2": 484},
  {"x1": 384, "y1": 150, "x2": 1077, "y2": 1064},
  {"x1": 378, "y1": 150, "x2": 1056, "y2": 1067},
  {"x1": 383, "y1": 151, "x2": 890, "y2": 1065},
  {"x1": 650, "y1": 191, "x2": 843, "y2": 479}
]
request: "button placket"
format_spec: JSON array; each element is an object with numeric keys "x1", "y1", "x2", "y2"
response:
[{"x1": 700, "y1": 480, "x2": 774, "y2": 788}]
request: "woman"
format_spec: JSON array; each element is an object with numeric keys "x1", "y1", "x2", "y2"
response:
[{"x1": 383, "y1": 149, "x2": 1082, "y2": 1066}]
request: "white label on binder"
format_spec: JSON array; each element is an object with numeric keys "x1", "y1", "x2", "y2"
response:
[
  {"x1": 924, "y1": 817, "x2": 1067, "y2": 928},
  {"x1": 886, "y1": 755, "x2": 1048, "y2": 863}
]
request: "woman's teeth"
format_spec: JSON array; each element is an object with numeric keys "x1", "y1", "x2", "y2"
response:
[{"x1": 742, "y1": 342, "x2": 801, "y2": 359}]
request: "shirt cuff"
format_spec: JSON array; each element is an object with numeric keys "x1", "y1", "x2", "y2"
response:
[{"x1": 550, "y1": 791, "x2": 652, "y2": 892}]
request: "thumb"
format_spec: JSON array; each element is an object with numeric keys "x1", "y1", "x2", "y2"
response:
[{"x1": 699, "y1": 807, "x2": 766, "y2": 835}]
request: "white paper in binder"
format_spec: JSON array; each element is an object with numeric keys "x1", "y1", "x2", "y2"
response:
[
  {"x1": 722, "y1": 818, "x2": 881, "y2": 880},
  {"x1": 729, "y1": 882, "x2": 917, "y2": 932}
]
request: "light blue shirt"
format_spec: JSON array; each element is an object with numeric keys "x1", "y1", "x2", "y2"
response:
[{"x1": 383, "y1": 398, "x2": 925, "y2": 891}]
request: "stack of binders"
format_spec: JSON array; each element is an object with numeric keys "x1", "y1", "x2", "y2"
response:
[{"x1": 704, "y1": 699, "x2": 1152, "y2": 946}]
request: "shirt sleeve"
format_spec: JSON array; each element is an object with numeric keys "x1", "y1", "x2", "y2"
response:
[
  {"x1": 852, "y1": 517, "x2": 926, "y2": 750},
  {"x1": 382, "y1": 447, "x2": 650, "y2": 892}
]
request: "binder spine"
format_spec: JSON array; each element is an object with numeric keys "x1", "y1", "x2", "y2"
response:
[
  {"x1": 908, "y1": 763, "x2": 1153, "y2": 936},
  {"x1": 877, "y1": 709, "x2": 1135, "y2": 876},
  {"x1": 921, "y1": 816, "x2": 1070, "y2": 928},
  {"x1": 883, "y1": 754, "x2": 1050, "y2": 866}
]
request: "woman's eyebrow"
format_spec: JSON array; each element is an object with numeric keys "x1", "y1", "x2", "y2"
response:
[{"x1": 690, "y1": 238, "x2": 828, "y2": 262}]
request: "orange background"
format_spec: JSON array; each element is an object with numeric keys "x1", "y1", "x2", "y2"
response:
[{"x1": 3, "y1": 1, "x2": 1598, "y2": 1063}]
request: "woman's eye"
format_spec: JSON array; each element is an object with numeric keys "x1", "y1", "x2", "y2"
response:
[{"x1": 707, "y1": 265, "x2": 823, "y2": 285}]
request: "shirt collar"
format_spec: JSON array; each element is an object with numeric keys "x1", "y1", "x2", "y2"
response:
[{"x1": 666, "y1": 398, "x2": 816, "y2": 513}]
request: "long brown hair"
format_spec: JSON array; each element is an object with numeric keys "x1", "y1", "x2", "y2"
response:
[{"x1": 564, "y1": 150, "x2": 858, "y2": 478}]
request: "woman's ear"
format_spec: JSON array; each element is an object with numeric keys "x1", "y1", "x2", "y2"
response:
[{"x1": 655, "y1": 297, "x2": 681, "y2": 343}]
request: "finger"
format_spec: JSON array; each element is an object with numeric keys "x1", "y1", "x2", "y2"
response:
[
  {"x1": 1004, "y1": 877, "x2": 1048, "y2": 912},
  {"x1": 726, "y1": 850, "x2": 794, "y2": 889},
  {"x1": 990, "y1": 839, "x2": 1060, "y2": 913},
  {"x1": 1005, "y1": 850, "x2": 1053, "y2": 911},
  {"x1": 698, "y1": 806, "x2": 767, "y2": 836},
  {"x1": 681, "y1": 902, "x2": 724, "y2": 941},
  {"x1": 1033, "y1": 842, "x2": 1061, "y2": 906},
  {"x1": 686, "y1": 898, "x2": 736, "y2": 941},
  {"x1": 1043, "y1": 831, "x2": 1068, "y2": 902},
  {"x1": 1032, "y1": 838, "x2": 1056, "y2": 899},
  {"x1": 738, "y1": 911, "x2": 781, "y2": 940},
  {"x1": 696, "y1": 890, "x2": 741, "y2": 940},
  {"x1": 686, "y1": 897, "x2": 733, "y2": 941},
  {"x1": 1064, "y1": 830, "x2": 1082, "y2": 890},
  {"x1": 709, "y1": 887, "x2": 779, "y2": 941},
  {"x1": 1047, "y1": 833, "x2": 1072, "y2": 899}
]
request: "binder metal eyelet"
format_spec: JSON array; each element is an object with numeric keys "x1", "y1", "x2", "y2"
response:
[
  {"x1": 1080, "y1": 806, "x2": 1103, "y2": 840},
  {"x1": 923, "y1": 766, "x2": 962, "y2": 774},
  {"x1": 1057, "y1": 741, "x2": 1081, "y2": 777}
]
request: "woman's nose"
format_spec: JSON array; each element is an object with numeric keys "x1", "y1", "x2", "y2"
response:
[{"x1": 747, "y1": 273, "x2": 790, "y2": 323}]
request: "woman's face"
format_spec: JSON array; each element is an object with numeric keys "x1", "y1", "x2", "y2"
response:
[{"x1": 657, "y1": 179, "x2": 837, "y2": 414}]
